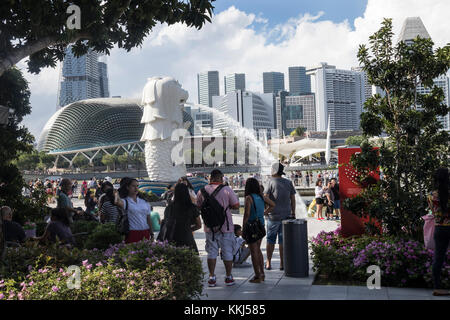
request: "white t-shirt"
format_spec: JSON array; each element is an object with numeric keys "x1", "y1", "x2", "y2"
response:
[
  {"x1": 315, "y1": 186, "x2": 324, "y2": 198},
  {"x1": 122, "y1": 196, "x2": 152, "y2": 231}
]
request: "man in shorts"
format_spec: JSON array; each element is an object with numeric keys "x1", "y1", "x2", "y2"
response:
[
  {"x1": 197, "y1": 169, "x2": 240, "y2": 287},
  {"x1": 264, "y1": 162, "x2": 296, "y2": 270}
]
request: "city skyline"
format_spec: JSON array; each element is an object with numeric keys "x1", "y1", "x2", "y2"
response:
[{"x1": 18, "y1": 0, "x2": 450, "y2": 139}]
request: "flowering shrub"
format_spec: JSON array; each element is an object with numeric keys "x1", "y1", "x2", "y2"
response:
[
  {"x1": 1, "y1": 264, "x2": 175, "y2": 300},
  {"x1": 0, "y1": 242, "x2": 104, "y2": 281},
  {"x1": 311, "y1": 228, "x2": 450, "y2": 288},
  {"x1": 0, "y1": 240, "x2": 204, "y2": 300},
  {"x1": 104, "y1": 240, "x2": 204, "y2": 299}
]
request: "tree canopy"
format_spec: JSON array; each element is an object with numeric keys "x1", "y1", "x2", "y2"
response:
[
  {"x1": 290, "y1": 126, "x2": 306, "y2": 137},
  {"x1": 343, "y1": 18, "x2": 450, "y2": 239},
  {"x1": 345, "y1": 135, "x2": 365, "y2": 147},
  {"x1": 0, "y1": 0, "x2": 215, "y2": 76}
]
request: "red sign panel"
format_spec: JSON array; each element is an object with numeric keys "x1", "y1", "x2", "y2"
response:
[{"x1": 338, "y1": 147, "x2": 380, "y2": 237}]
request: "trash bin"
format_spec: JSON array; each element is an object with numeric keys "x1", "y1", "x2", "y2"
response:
[{"x1": 282, "y1": 219, "x2": 309, "y2": 277}]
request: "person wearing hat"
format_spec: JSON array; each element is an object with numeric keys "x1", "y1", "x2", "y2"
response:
[{"x1": 264, "y1": 162, "x2": 296, "y2": 270}]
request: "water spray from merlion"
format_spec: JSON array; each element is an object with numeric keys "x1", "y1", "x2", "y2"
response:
[{"x1": 140, "y1": 77, "x2": 307, "y2": 219}]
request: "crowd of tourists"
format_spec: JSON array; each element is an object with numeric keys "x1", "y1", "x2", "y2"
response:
[{"x1": 2, "y1": 165, "x2": 448, "y2": 295}]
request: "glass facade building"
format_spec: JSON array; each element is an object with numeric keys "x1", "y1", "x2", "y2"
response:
[
  {"x1": 211, "y1": 90, "x2": 274, "y2": 135},
  {"x1": 224, "y1": 73, "x2": 246, "y2": 94},
  {"x1": 275, "y1": 92, "x2": 316, "y2": 136},
  {"x1": 307, "y1": 63, "x2": 364, "y2": 131},
  {"x1": 197, "y1": 71, "x2": 220, "y2": 107},
  {"x1": 57, "y1": 46, "x2": 109, "y2": 110},
  {"x1": 288, "y1": 66, "x2": 311, "y2": 95},
  {"x1": 263, "y1": 72, "x2": 285, "y2": 94}
]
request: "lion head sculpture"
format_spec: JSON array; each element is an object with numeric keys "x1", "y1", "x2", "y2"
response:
[{"x1": 140, "y1": 76, "x2": 189, "y2": 141}]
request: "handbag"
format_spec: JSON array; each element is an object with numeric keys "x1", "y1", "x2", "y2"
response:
[
  {"x1": 157, "y1": 204, "x2": 176, "y2": 242},
  {"x1": 242, "y1": 195, "x2": 266, "y2": 244},
  {"x1": 116, "y1": 199, "x2": 129, "y2": 235}
]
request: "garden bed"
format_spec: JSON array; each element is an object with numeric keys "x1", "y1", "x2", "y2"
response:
[
  {"x1": 310, "y1": 228, "x2": 450, "y2": 289},
  {"x1": 0, "y1": 240, "x2": 204, "y2": 300}
]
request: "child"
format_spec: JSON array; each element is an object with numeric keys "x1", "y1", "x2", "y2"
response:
[{"x1": 232, "y1": 224, "x2": 251, "y2": 267}]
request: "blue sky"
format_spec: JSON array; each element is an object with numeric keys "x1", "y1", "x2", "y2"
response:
[{"x1": 213, "y1": 0, "x2": 368, "y2": 29}]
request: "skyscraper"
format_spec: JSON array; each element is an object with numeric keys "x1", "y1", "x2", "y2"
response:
[
  {"x1": 275, "y1": 91, "x2": 316, "y2": 136},
  {"x1": 212, "y1": 90, "x2": 274, "y2": 135},
  {"x1": 263, "y1": 72, "x2": 285, "y2": 94},
  {"x1": 398, "y1": 17, "x2": 449, "y2": 131},
  {"x1": 288, "y1": 66, "x2": 311, "y2": 95},
  {"x1": 307, "y1": 63, "x2": 364, "y2": 131},
  {"x1": 398, "y1": 17, "x2": 431, "y2": 44},
  {"x1": 197, "y1": 71, "x2": 220, "y2": 107},
  {"x1": 224, "y1": 73, "x2": 245, "y2": 94},
  {"x1": 57, "y1": 45, "x2": 109, "y2": 109}
]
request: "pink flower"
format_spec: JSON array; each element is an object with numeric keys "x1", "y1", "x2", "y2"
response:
[
  {"x1": 82, "y1": 260, "x2": 88, "y2": 266},
  {"x1": 0, "y1": 293, "x2": 4, "y2": 300},
  {"x1": 86, "y1": 264, "x2": 92, "y2": 270},
  {"x1": 52, "y1": 286, "x2": 59, "y2": 292},
  {"x1": 130, "y1": 281, "x2": 135, "y2": 285},
  {"x1": 96, "y1": 262, "x2": 103, "y2": 267},
  {"x1": 17, "y1": 293, "x2": 24, "y2": 300}
]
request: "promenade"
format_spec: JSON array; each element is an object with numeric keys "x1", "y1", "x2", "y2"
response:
[
  {"x1": 189, "y1": 212, "x2": 449, "y2": 300},
  {"x1": 70, "y1": 198, "x2": 448, "y2": 300}
]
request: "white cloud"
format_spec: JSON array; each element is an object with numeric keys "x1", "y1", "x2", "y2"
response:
[{"x1": 21, "y1": 0, "x2": 450, "y2": 139}]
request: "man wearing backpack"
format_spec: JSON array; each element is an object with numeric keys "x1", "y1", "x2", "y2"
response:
[{"x1": 197, "y1": 169, "x2": 240, "y2": 287}]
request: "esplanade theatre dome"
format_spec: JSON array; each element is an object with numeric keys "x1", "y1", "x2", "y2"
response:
[{"x1": 37, "y1": 98, "x2": 194, "y2": 154}]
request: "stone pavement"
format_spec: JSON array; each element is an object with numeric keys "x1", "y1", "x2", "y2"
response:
[{"x1": 187, "y1": 213, "x2": 449, "y2": 300}]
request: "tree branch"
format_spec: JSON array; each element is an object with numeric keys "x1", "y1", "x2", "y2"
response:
[{"x1": 0, "y1": 33, "x2": 92, "y2": 77}]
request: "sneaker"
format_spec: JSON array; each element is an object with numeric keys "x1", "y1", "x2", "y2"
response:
[
  {"x1": 225, "y1": 275, "x2": 235, "y2": 286},
  {"x1": 208, "y1": 275, "x2": 216, "y2": 287}
]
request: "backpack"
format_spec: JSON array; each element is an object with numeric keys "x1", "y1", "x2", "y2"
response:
[
  {"x1": 116, "y1": 199, "x2": 129, "y2": 235},
  {"x1": 200, "y1": 184, "x2": 229, "y2": 240}
]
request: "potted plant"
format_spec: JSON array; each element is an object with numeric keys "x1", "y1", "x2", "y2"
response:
[{"x1": 23, "y1": 221, "x2": 37, "y2": 238}]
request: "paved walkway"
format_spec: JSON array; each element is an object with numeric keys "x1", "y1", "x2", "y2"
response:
[
  {"x1": 69, "y1": 199, "x2": 448, "y2": 300},
  {"x1": 189, "y1": 213, "x2": 449, "y2": 300}
]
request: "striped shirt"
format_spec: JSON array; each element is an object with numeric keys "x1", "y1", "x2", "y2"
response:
[{"x1": 98, "y1": 194, "x2": 120, "y2": 224}]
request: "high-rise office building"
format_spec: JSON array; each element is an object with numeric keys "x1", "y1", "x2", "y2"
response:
[
  {"x1": 263, "y1": 72, "x2": 285, "y2": 94},
  {"x1": 57, "y1": 45, "x2": 109, "y2": 109},
  {"x1": 224, "y1": 73, "x2": 245, "y2": 94},
  {"x1": 307, "y1": 63, "x2": 364, "y2": 131},
  {"x1": 98, "y1": 61, "x2": 109, "y2": 98},
  {"x1": 398, "y1": 17, "x2": 431, "y2": 45},
  {"x1": 288, "y1": 66, "x2": 311, "y2": 95},
  {"x1": 398, "y1": 17, "x2": 449, "y2": 131},
  {"x1": 275, "y1": 91, "x2": 315, "y2": 136},
  {"x1": 211, "y1": 90, "x2": 274, "y2": 135},
  {"x1": 197, "y1": 71, "x2": 220, "y2": 107}
]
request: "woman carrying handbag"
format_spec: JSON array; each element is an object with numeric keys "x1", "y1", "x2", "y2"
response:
[{"x1": 243, "y1": 178, "x2": 275, "y2": 283}]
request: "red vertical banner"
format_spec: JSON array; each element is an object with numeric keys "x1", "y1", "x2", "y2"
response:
[{"x1": 338, "y1": 147, "x2": 380, "y2": 237}]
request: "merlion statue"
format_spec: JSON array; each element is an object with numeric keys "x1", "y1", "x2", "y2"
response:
[{"x1": 140, "y1": 77, "x2": 189, "y2": 181}]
